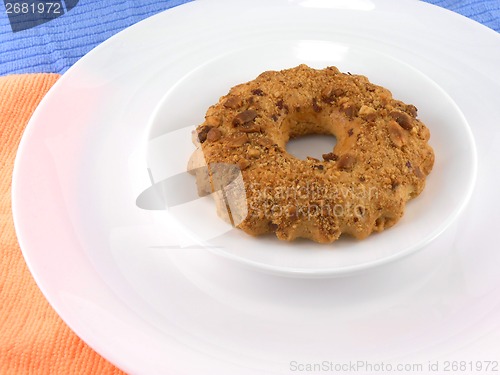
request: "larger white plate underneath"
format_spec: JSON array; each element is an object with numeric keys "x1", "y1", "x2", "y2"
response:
[{"x1": 12, "y1": 0, "x2": 500, "y2": 374}]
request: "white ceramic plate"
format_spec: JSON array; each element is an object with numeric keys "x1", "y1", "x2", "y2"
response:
[
  {"x1": 12, "y1": 0, "x2": 500, "y2": 374},
  {"x1": 145, "y1": 38, "x2": 476, "y2": 277}
]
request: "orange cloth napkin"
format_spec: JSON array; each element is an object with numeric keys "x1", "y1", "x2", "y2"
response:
[{"x1": 0, "y1": 74, "x2": 125, "y2": 375}]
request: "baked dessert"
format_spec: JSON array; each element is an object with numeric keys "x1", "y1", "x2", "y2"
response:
[{"x1": 188, "y1": 64, "x2": 434, "y2": 243}]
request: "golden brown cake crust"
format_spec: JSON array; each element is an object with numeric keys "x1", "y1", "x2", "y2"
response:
[{"x1": 188, "y1": 64, "x2": 435, "y2": 243}]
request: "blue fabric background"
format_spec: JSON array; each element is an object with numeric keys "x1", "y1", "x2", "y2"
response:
[{"x1": 0, "y1": 0, "x2": 499, "y2": 76}]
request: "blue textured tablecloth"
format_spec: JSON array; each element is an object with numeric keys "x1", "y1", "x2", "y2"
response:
[{"x1": 0, "y1": 0, "x2": 499, "y2": 76}]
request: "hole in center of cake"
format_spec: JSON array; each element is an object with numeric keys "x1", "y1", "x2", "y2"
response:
[{"x1": 286, "y1": 134, "x2": 337, "y2": 160}]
